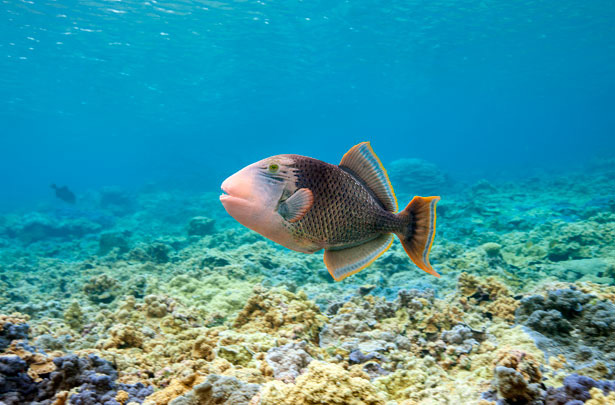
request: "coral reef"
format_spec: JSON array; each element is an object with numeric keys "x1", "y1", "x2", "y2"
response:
[
  {"x1": 0, "y1": 352, "x2": 153, "y2": 404},
  {"x1": 516, "y1": 288, "x2": 615, "y2": 374},
  {"x1": 257, "y1": 361, "x2": 386, "y2": 405},
  {"x1": 265, "y1": 341, "x2": 313, "y2": 383},
  {"x1": 487, "y1": 349, "x2": 545, "y2": 403},
  {"x1": 1, "y1": 160, "x2": 615, "y2": 404},
  {"x1": 545, "y1": 374, "x2": 615, "y2": 404},
  {"x1": 187, "y1": 216, "x2": 216, "y2": 237},
  {"x1": 168, "y1": 374, "x2": 260, "y2": 405}
]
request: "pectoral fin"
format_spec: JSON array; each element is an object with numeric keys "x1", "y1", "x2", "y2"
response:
[
  {"x1": 278, "y1": 188, "x2": 314, "y2": 223},
  {"x1": 324, "y1": 234, "x2": 394, "y2": 281}
]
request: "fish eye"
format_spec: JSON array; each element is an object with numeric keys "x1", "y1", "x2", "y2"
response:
[{"x1": 268, "y1": 163, "x2": 279, "y2": 173}]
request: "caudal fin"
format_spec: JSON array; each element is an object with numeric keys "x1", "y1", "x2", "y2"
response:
[{"x1": 396, "y1": 196, "x2": 441, "y2": 277}]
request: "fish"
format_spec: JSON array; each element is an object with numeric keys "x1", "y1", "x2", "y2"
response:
[
  {"x1": 220, "y1": 142, "x2": 440, "y2": 281},
  {"x1": 51, "y1": 184, "x2": 76, "y2": 204}
]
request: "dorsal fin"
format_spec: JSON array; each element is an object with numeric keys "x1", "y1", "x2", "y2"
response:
[{"x1": 339, "y1": 142, "x2": 398, "y2": 212}]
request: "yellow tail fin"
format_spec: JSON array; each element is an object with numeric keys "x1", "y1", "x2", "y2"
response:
[{"x1": 396, "y1": 196, "x2": 440, "y2": 277}]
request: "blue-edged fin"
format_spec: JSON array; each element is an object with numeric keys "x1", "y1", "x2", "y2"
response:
[
  {"x1": 279, "y1": 188, "x2": 314, "y2": 223},
  {"x1": 324, "y1": 234, "x2": 394, "y2": 281},
  {"x1": 396, "y1": 196, "x2": 440, "y2": 277},
  {"x1": 339, "y1": 142, "x2": 398, "y2": 213}
]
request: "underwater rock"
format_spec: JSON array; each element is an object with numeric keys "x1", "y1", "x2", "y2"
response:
[
  {"x1": 516, "y1": 288, "x2": 592, "y2": 322},
  {"x1": 0, "y1": 317, "x2": 29, "y2": 351},
  {"x1": 233, "y1": 286, "x2": 326, "y2": 343},
  {"x1": 481, "y1": 242, "x2": 502, "y2": 258},
  {"x1": 349, "y1": 349, "x2": 384, "y2": 365},
  {"x1": 128, "y1": 241, "x2": 177, "y2": 263},
  {"x1": 525, "y1": 309, "x2": 573, "y2": 335},
  {"x1": 0, "y1": 355, "x2": 36, "y2": 404},
  {"x1": 187, "y1": 216, "x2": 216, "y2": 237},
  {"x1": 516, "y1": 288, "x2": 615, "y2": 374},
  {"x1": 265, "y1": 341, "x2": 313, "y2": 383},
  {"x1": 99, "y1": 186, "x2": 135, "y2": 215},
  {"x1": 83, "y1": 274, "x2": 121, "y2": 303},
  {"x1": 440, "y1": 324, "x2": 480, "y2": 355},
  {"x1": 458, "y1": 272, "x2": 519, "y2": 322},
  {"x1": 493, "y1": 365, "x2": 545, "y2": 404},
  {"x1": 387, "y1": 158, "x2": 449, "y2": 195},
  {"x1": 0, "y1": 352, "x2": 152, "y2": 405},
  {"x1": 396, "y1": 288, "x2": 434, "y2": 311},
  {"x1": 144, "y1": 294, "x2": 169, "y2": 318},
  {"x1": 578, "y1": 301, "x2": 615, "y2": 337},
  {"x1": 217, "y1": 344, "x2": 253, "y2": 367},
  {"x1": 146, "y1": 241, "x2": 172, "y2": 263},
  {"x1": 485, "y1": 349, "x2": 545, "y2": 404},
  {"x1": 545, "y1": 258, "x2": 615, "y2": 283},
  {"x1": 192, "y1": 335, "x2": 216, "y2": 361},
  {"x1": 33, "y1": 334, "x2": 71, "y2": 352},
  {"x1": 46, "y1": 354, "x2": 153, "y2": 404},
  {"x1": 545, "y1": 374, "x2": 615, "y2": 404},
  {"x1": 470, "y1": 179, "x2": 499, "y2": 195},
  {"x1": 100, "y1": 324, "x2": 145, "y2": 349},
  {"x1": 3, "y1": 168, "x2": 615, "y2": 405},
  {"x1": 98, "y1": 231, "x2": 131, "y2": 255},
  {"x1": 168, "y1": 374, "x2": 260, "y2": 405},
  {"x1": 546, "y1": 222, "x2": 601, "y2": 262},
  {"x1": 318, "y1": 294, "x2": 398, "y2": 350},
  {"x1": 257, "y1": 360, "x2": 386, "y2": 405},
  {"x1": 7, "y1": 213, "x2": 102, "y2": 244},
  {"x1": 63, "y1": 301, "x2": 85, "y2": 331}
]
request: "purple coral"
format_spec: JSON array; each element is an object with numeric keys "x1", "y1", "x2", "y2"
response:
[
  {"x1": 0, "y1": 356, "x2": 38, "y2": 404},
  {"x1": 0, "y1": 353, "x2": 152, "y2": 405},
  {"x1": 0, "y1": 322, "x2": 29, "y2": 351},
  {"x1": 545, "y1": 374, "x2": 615, "y2": 405}
]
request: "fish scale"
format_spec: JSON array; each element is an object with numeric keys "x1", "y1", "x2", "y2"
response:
[{"x1": 286, "y1": 155, "x2": 402, "y2": 249}]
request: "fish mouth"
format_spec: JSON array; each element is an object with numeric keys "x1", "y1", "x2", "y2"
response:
[{"x1": 220, "y1": 184, "x2": 247, "y2": 203}]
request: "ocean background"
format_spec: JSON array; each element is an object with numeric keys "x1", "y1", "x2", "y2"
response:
[
  {"x1": 1, "y1": 1, "x2": 615, "y2": 404},
  {"x1": 2, "y1": 0, "x2": 614, "y2": 208}
]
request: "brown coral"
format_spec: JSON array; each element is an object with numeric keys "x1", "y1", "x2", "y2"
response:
[
  {"x1": 143, "y1": 373, "x2": 205, "y2": 405},
  {"x1": 63, "y1": 301, "x2": 84, "y2": 331},
  {"x1": 0, "y1": 313, "x2": 29, "y2": 330},
  {"x1": 494, "y1": 348, "x2": 542, "y2": 384},
  {"x1": 192, "y1": 335, "x2": 216, "y2": 361},
  {"x1": 101, "y1": 324, "x2": 145, "y2": 349},
  {"x1": 457, "y1": 273, "x2": 519, "y2": 322},
  {"x1": 233, "y1": 286, "x2": 326, "y2": 342},
  {"x1": 258, "y1": 361, "x2": 386, "y2": 405}
]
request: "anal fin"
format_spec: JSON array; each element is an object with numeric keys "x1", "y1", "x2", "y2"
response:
[{"x1": 324, "y1": 234, "x2": 393, "y2": 281}]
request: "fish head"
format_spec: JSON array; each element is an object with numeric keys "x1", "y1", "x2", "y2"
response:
[{"x1": 220, "y1": 155, "x2": 297, "y2": 239}]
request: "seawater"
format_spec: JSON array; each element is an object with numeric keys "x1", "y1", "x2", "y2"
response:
[{"x1": 1, "y1": 1, "x2": 614, "y2": 404}]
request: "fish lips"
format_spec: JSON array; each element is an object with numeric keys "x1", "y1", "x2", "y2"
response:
[{"x1": 220, "y1": 180, "x2": 251, "y2": 209}]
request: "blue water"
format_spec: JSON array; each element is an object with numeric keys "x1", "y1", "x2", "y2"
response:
[
  {"x1": 2, "y1": 3, "x2": 615, "y2": 403},
  {"x1": 1, "y1": 0, "x2": 614, "y2": 206}
]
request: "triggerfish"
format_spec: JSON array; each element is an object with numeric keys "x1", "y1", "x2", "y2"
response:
[
  {"x1": 220, "y1": 142, "x2": 440, "y2": 281},
  {"x1": 51, "y1": 184, "x2": 76, "y2": 204}
]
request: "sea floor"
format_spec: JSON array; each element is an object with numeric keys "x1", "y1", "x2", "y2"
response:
[{"x1": 1, "y1": 158, "x2": 615, "y2": 405}]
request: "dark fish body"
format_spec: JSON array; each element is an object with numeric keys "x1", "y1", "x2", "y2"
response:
[
  {"x1": 51, "y1": 184, "x2": 76, "y2": 204},
  {"x1": 220, "y1": 142, "x2": 440, "y2": 281},
  {"x1": 284, "y1": 155, "x2": 402, "y2": 250}
]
